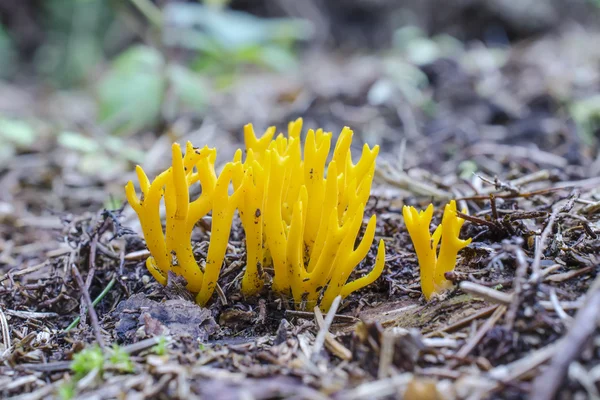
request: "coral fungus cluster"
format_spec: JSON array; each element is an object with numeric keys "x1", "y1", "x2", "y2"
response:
[
  {"x1": 402, "y1": 200, "x2": 471, "y2": 300},
  {"x1": 126, "y1": 119, "x2": 385, "y2": 310}
]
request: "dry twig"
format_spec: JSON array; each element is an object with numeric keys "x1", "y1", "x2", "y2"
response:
[
  {"x1": 311, "y1": 295, "x2": 342, "y2": 362},
  {"x1": 71, "y1": 265, "x2": 105, "y2": 349},
  {"x1": 530, "y1": 275, "x2": 600, "y2": 400},
  {"x1": 456, "y1": 305, "x2": 507, "y2": 359}
]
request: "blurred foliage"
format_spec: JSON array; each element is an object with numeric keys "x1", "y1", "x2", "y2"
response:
[
  {"x1": 34, "y1": 0, "x2": 115, "y2": 87},
  {"x1": 150, "y1": 336, "x2": 168, "y2": 356},
  {"x1": 0, "y1": 0, "x2": 311, "y2": 136},
  {"x1": 108, "y1": 344, "x2": 134, "y2": 373},
  {"x1": 95, "y1": 1, "x2": 312, "y2": 134},
  {"x1": 71, "y1": 345, "x2": 104, "y2": 379},
  {"x1": 570, "y1": 95, "x2": 600, "y2": 145},
  {"x1": 367, "y1": 26, "x2": 446, "y2": 112},
  {"x1": 0, "y1": 118, "x2": 36, "y2": 147},
  {"x1": 0, "y1": 24, "x2": 16, "y2": 78},
  {"x1": 203, "y1": 0, "x2": 232, "y2": 9},
  {"x1": 0, "y1": 118, "x2": 38, "y2": 167},
  {"x1": 57, "y1": 381, "x2": 75, "y2": 400},
  {"x1": 64, "y1": 344, "x2": 134, "y2": 399},
  {"x1": 164, "y1": 3, "x2": 313, "y2": 84},
  {"x1": 97, "y1": 45, "x2": 167, "y2": 135},
  {"x1": 458, "y1": 160, "x2": 479, "y2": 180},
  {"x1": 58, "y1": 131, "x2": 144, "y2": 177},
  {"x1": 96, "y1": 45, "x2": 209, "y2": 135},
  {"x1": 393, "y1": 26, "x2": 463, "y2": 66}
]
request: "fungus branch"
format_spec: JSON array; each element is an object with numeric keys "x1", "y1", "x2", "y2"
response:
[{"x1": 126, "y1": 118, "x2": 387, "y2": 310}]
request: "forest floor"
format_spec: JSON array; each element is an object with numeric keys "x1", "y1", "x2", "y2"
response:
[{"x1": 1, "y1": 24, "x2": 600, "y2": 400}]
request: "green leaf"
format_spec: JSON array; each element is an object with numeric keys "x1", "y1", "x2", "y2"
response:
[
  {"x1": 257, "y1": 45, "x2": 297, "y2": 72},
  {"x1": 571, "y1": 95, "x2": 600, "y2": 146},
  {"x1": 0, "y1": 23, "x2": 15, "y2": 78},
  {"x1": 57, "y1": 381, "x2": 75, "y2": 400},
  {"x1": 151, "y1": 336, "x2": 168, "y2": 356},
  {"x1": 0, "y1": 118, "x2": 37, "y2": 147},
  {"x1": 164, "y1": 4, "x2": 313, "y2": 51},
  {"x1": 103, "y1": 195, "x2": 123, "y2": 211},
  {"x1": 58, "y1": 131, "x2": 99, "y2": 153},
  {"x1": 57, "y1": 132, "x2": 143, "y2": 178},
  {"x1": 167, "y1": 64, "x2": 209, "y2": 114},
  {"x1": 392, "y1": 26, "x2": 425, "y2": 50},
  {"x1": 405, "y1": 37, "x2": 441, "y2": 65},
  {"x1": 108, "y1": 344, "x2": 134, "y2": 373},
  {"x1": 104, "y1": 136, "x2": 145, "y2": 163},
  {"x1": 34, "y1": 0, "x2": 111, "y2": 87},
  {"x1": 97, "y1": 46, "x2": 166, "y2": 135},
  {"x1": 458, "y1": 160, "x2": 478, "y2": 180},
  {"x1": 71, "y1": 345, "x2": 104, "y2": 378},
  {"x1": 384, "y1": 59, "x2": 429, "y2": 106},
  {"x1": 79, "y1": 152, "x2": 128, "y2": 177}
]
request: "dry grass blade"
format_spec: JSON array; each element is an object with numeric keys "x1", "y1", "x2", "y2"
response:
[
  {"x1": 459, "y1": 281, "x2": 512, "y2": 305},
  {"x1": 377, "y1": 330, "x2": 395, "y2": 379},
  {"x1": 456, "y1": 305, "x2": 507, "y2": 359},
  {"x1": 0, "y1": 307, "x2": 10, "y2": 357},
  {"x1": 468, "y1": 143, "x2": 568, "y2": 168},
  {"x1": 0, "y1": 261, "x2": 48, "y2": 283},
  {"x1": 544, "y1": 266, "x2": 594, "y2": 283},
  {"x1": 530, "y1": 205, "x2": 561, "y2": 283},
  {"x1": 314, "y1": 307, "x2": 352, "y2": 361},
  {"x1": 5, "y1": 310, "x2": 59, "y2": 319},
  {"x1": 425, "y1": 305, "x2": 498, "y2": 337},
  {"x1": 375, "y1": 161, "x2": 451, "y2": 199},
  {"x1": 311, "y1": 295, "x2": 341, "y2": 362},
  {"x1": 71, "y1": 265, "x2": 105, "y2": 349}
]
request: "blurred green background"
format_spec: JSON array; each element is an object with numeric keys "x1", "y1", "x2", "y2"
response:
[
  {"x1": 1, "y1": 0, "x2": 598, "y2": 135},
  {"x1": 0, "y1": 0, "x2": 598, "y2": 212}
]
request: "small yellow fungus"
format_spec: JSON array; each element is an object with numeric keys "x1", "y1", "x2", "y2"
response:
[
  {"x1": 126, "y1": 118, "x2": 386, "y2": 310},
  {"x1": 402, "y1": 200, "x2": 471, "y2": 300}
]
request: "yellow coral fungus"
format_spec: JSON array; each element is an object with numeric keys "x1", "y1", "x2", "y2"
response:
[
  {"x1": 126, "y1": 118, "x2": 386, "y2": 310},
  {"x1": 126, "y1": 142, "x2": 242, "y2": 305},
  {"x1": 402, "y1": 200, "x2": 471, "y2": 300},
  {"x1": 240, "y1": 119, "x2": 386, "y2": 310}
]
